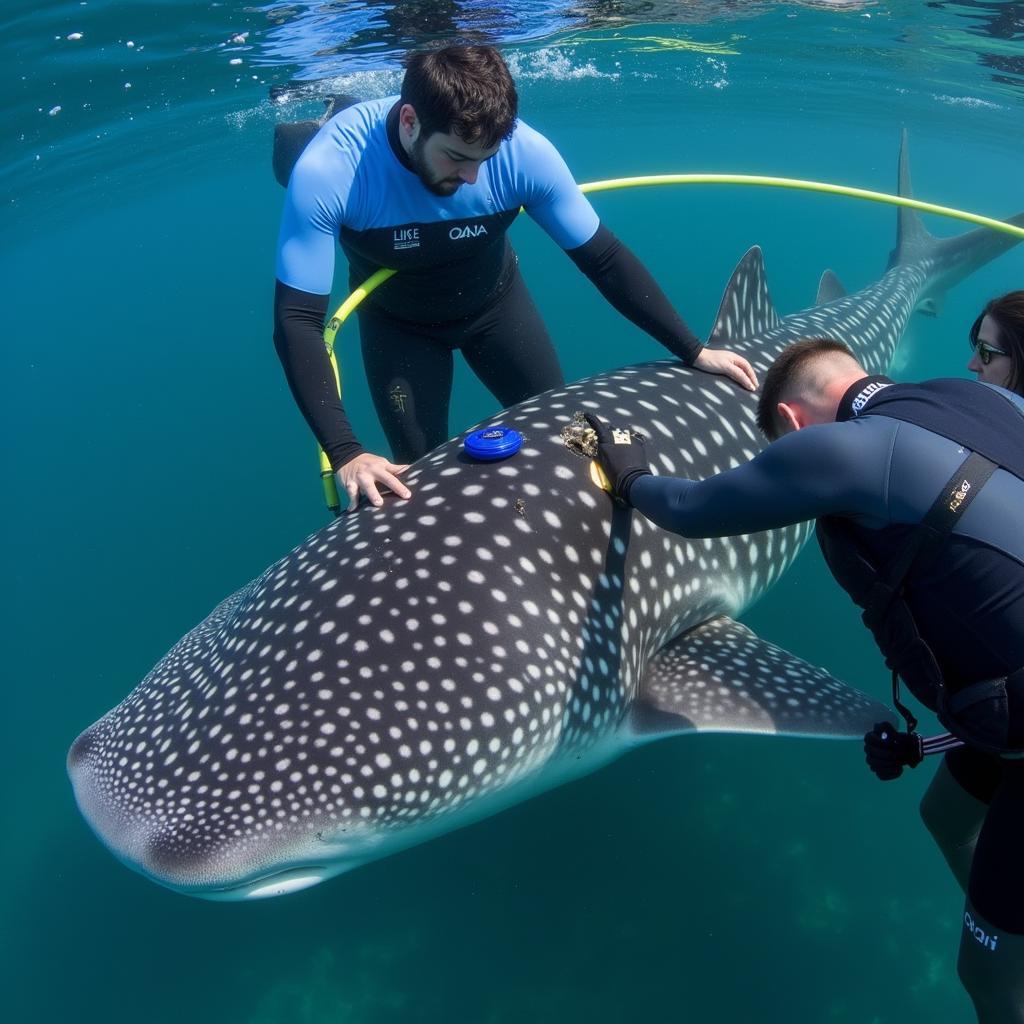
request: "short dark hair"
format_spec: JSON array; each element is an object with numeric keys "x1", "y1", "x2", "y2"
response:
[
  {"x1": 400, "y1": 45, "x2": 518, "y2": 148},
  {"x1": 756, "y1": 337, "x2": 857, "y2": 440},
  {"x1": 970, "y1": 289, "x2": 1024, "y2": 396}
]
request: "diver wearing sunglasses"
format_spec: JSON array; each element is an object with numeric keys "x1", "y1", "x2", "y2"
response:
[{"x1": 968, "y1": 290, "x2": 1024, "y2": 394}]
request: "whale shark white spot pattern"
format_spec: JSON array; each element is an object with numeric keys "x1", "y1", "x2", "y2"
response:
[{"x1": 67, "y1": 169, "x2": 1024, "y2": 896}]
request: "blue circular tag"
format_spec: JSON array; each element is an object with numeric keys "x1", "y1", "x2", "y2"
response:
[{"x1": 464, "y1": 426, "x2": 523, "y2": 462}]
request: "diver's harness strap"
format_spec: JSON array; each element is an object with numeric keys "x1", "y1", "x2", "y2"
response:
[{"x1": 859, "y1": 451, "x2": 1000, "y2": 752}]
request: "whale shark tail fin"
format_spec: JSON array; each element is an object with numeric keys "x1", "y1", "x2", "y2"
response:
[
  {"x1": 629, "y1": 617, "x2": 889, "y2": 742},
  {"x1": 707, "y1": 246, "x2": 780, "y2": 346},
  {"x1": 888, "y1": 130, "x2": 1024, "y2": 315},
  {"x1": 888, "y1": 128, "x2": 935, "y2": 270}
]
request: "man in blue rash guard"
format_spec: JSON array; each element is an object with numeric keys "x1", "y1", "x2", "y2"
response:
[
  {"x1": 587, "y1": 338, "x2": 1024, "y2": 1023},
  {"x1": 274, "y1": 44, "x2": 757, "y2": 509}
]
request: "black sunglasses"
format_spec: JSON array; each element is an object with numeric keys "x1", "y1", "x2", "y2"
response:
[{"x1": 970, "y1": 336, "x2": 1009, "y2": 365}]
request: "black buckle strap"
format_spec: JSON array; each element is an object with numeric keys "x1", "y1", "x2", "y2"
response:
[
  {"x1": 945, "y1": 677, "x2": 1009, "y2": 717},
  {"x1": 875, "y1": 451, "x2": 998, "y2": 605},
  {"x1": 868, "y1": 452, "x2": 998, "y2": 738},
  {"x1": 938, "y1": 667, "x2": 1024, "y2": 757},
  {"x1": 918, "y1": 451, "x2": 999, "y2": 535},
  {"x1": 891, "y1": 668, "x2": 918, "y2": 734},
  {"x1": 863, "y1": 451, "x2": 998, "y2": 628}
]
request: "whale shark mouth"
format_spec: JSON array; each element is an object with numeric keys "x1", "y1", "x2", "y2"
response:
[
  {"x1": 201, "y1": 865, "x2": 332, "y2": 901},
  {"x1": 69, "y1": 726, "x2": 352, "y2": 900}
]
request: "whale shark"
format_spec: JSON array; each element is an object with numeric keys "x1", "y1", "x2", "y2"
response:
[{"x1": 69, "y1": 141, "x2": 1022, "y2": 899}]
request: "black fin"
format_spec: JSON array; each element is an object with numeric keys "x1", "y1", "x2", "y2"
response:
[
  {"x1": 273, "y1": 120, "x2": 322, "y2": 187},
  {"x1": 272, "y1": 94, "x2": 360, "y2": 188}
]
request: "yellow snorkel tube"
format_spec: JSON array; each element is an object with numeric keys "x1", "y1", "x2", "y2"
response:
[{"x1": 317, "y1": 174, "x2": 1024, "y2": 514}]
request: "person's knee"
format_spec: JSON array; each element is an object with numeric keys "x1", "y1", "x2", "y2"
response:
[
  {"x1": 919, "y1": 782, "x2": 961, "y2": 851},
  {"x1": 918, "y1": 778, "x2": 944, "y2": 840},
  {"x1": 919, "y1": 760, "x2": 986, "y2": 848}
]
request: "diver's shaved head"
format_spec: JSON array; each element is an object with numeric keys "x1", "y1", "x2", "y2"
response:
[{"x1": 757, "y1": 338, "x2": 866, "y2": 440}]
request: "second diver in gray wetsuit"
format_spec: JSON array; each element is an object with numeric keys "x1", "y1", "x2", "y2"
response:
[{"x1": 588, "y1": 336, "x2": 1024, "y2": 1023}]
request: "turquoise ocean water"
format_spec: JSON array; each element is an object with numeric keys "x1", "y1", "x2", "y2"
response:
[{"x1": 4, "y1": 2, "x2": 1023, "y2": 1021}]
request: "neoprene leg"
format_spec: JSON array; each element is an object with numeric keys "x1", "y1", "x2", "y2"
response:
[
  {"x1": 959, "y1": 761, "x2": 1024, "y2": 1021},
  {"x1": 359, "y1": 309, "x2": 455, "y2": 464},
  {"x1": 919, "y1": 759, "x2": 987, "y2": 892},
  {"x1": 461, "y1": 269, "x2": 564, "y2": 407},
  {"x1": 958, "y1": 899, "x2": 1024, "y2": 1023}
]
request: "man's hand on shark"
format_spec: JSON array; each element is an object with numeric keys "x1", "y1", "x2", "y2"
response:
[
  {"x1": 338, "y1": 453, "x2": 412, "y2": 509},
  {"x1": 693, "y1": 347, "x2": 759, "y2": 391}
]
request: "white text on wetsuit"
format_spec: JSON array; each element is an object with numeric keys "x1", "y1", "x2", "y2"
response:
[
  {"x1": 964, "y1": 911, "x2": 999, "y2": 952},
  {"x1": 449, "y1": 223, "x2": 488, "y2": 240},
  {"x1": 393, "y1": 227, "x2": 419, "y2": 251}
]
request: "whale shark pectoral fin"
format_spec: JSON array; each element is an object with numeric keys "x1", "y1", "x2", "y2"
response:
[
  {"x1": 815, "y1": 269, "x2": 847, "y2": 306},
  {"x1": 707, "y1": 245, "x2": 780, "y2": 346},
  {"x1": 630, "y1": 616, "x2": 890, "y2": 741}
]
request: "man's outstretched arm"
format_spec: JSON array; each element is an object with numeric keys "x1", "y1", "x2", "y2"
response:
[
  {"x1": 274, "y1": 145, "x2": 411, "y2": 508},
  {"x1": 273, "y1": 282, "x2": 363, "y2": 469},
  {"x1": 517, "y1": 127, "x2": 756, "y2": 391},
  {"x1": 566, "y1": 225, "x2": 757, "y2": 390},
  {"x1": 629, "y1": 421, "x2": 890, "y2": 537},
  {"x1": 273, "y1": 283, "x2": 410, "y2": 508}
]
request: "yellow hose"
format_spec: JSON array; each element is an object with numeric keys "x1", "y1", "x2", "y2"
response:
[
  {"x1": 319, "y1": 267, "x2": 396, "y2": 512},
  {"x1": 317, "y1": 174, "x2": 1024, "y2": 513},
  {"x1": 577, "y1": 174, "x2": 1024, "y2": 239}
]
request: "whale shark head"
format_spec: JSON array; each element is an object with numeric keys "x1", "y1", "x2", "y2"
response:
[
  {"x1": 69, "y1": 138, "x2": 1023, "y2": 898},
  {"x1": 67, "y1": 383, "x2": 726, "y2": 898},
  {"x1": 67, "y1": 369, "x2": 866, "y2": 899}
]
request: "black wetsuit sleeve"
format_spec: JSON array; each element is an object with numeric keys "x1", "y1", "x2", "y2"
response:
[
  {"x1": 566, "y1": 224, "x2": 703, "y2": 363},
  {"x1": 273, "y1": 280, "x2": 364, "y2": 471},
  {"x1": 629, "y1": 421, "x2": 893, "y2": 536}
]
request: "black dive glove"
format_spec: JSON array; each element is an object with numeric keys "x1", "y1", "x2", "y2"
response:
[
  {"x1": 864, "y1": 721, "x2": 924, "y2": 781},
  {"x1": 584, "y1": 413, "x2": 652, "y2": 506}
]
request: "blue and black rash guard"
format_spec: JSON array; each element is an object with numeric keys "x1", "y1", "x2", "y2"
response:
[
  {"x1": 631, "y1": 382, "x2": 1024, "y2": 684},
  {"x1": 274, "y1": 97, "x2": 702, "y2": 469}
]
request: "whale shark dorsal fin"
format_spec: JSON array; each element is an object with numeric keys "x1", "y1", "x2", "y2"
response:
[
  {"x1": 629, "y1": 617, "x2": 888, "y2": 740},
  {"x1": 815, "y1": 269, "x2": 846, "y2": 306},
  {"x1": 707, "y1": 246, "x2": 780, "y2": 345}
]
